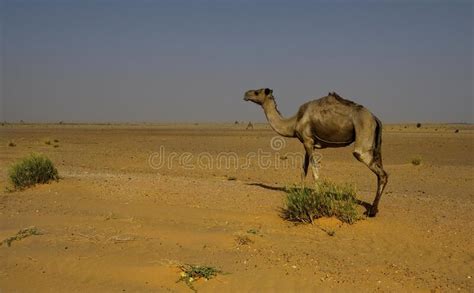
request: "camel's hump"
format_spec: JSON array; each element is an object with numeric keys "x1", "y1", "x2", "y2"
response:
[{"x1": 326, "y1": 92, "x2": 363, "y2": 109}]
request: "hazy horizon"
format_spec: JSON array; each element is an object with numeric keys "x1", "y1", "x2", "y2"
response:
[{"x1": 1, "y1": 1, "x2": 473, "y2": 124}]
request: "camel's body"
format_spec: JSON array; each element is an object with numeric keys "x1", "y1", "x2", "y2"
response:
[{"x1": 244, "y1": 88, "x2": 388, "y2": 217}]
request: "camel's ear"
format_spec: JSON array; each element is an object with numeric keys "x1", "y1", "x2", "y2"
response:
[{"x1": 264, "y1": 88, "x2": 273, "y2": 96}]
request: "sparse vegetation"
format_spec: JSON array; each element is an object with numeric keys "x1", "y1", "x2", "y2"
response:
[
  {"x1": 1, "y1": 226, "x2": 42, "y2": 247},
  {"x1": 8, "y1": 153, "x2": 59, "y2": 190},
  {"x1": 54, "y1": 139, "x2": 59, "y2": 143},
  {"x1": 227, "y1": 176, "x2": 237, "y2": 181},
  {"x1": 246, "y1": 228, "x2": 260, "y2": 235},
  {"x1": 416, "y1": 123, "x2": 422, "y2": 128},
  {"x1": 326, "y1": 229, "x2": 336, "y2": 236},
  {"x1": 235, "y1": 235, "x2": 253, "y2": 246},
  {"x1": 282, "y1": 180, "x2": 360, "y2": 224},
  {"x1": 45, "y1": 140, "x2": 51, "y2": 145},
  {"x1": 177, "y1": 264, "x2": 224, "y2": 292},
  {"x1": 411, "y1": 157, "x2": 422, "y2": 166},
  {"x1": 8, "y1": 141, "x2": 16, "y2": 147},
  {"x1": 455, "y1": 129, "x2": 459, "y2": 133}
]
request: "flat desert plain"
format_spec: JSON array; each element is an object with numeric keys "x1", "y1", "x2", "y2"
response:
[{"x1": 0, "y1": 123, "x2": 473, "y2": 292}]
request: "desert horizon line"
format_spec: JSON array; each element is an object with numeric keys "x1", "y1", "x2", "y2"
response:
[{"x1": 1, "y1": 120, "x2": 472, "y2": 126}]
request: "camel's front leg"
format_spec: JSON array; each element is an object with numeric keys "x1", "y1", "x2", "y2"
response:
[
  {"x1": 303, "y1": 142, "x2": 319, "y2": 183},
  {"x1": 301, "y1": 152, "x2": 310, "y2": 187},
  {"x1": 310, "y1": 153, "x2": 320, "y2": 181}
]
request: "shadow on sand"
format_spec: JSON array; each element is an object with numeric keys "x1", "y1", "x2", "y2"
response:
[{"x1": 246, "y1": 182, "x2": 286, "y2": 192}]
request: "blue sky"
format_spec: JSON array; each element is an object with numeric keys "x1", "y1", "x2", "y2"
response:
[{"x1": 1, "y1": 0, "x2": 472, "y2": 123}]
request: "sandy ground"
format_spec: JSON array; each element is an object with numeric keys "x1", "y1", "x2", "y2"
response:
[{"x1": 0, "y1": 123, "x2": 473, "y2": 292}]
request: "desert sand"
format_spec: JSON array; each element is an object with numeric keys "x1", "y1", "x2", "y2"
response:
[{"x1": 0, "y1": 123, "x2": 473, "y2": 292}]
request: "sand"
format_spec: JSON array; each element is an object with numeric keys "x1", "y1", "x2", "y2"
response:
[{"x1": 0, "y1": 123, "x2": 473, "y2": 292}]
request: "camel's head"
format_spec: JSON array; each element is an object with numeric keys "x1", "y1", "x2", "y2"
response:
[{"x1": 243, "y1": 88, "x2": 274, "y2": 105}]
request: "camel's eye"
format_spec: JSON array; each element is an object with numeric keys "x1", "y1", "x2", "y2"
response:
[{"x1": 264, "y1": 88, "x2": 270, "y2": 95}]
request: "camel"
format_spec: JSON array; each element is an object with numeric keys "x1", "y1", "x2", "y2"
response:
[{"x1": 243, "y1": 88, "x2": 388, "y2": 217}]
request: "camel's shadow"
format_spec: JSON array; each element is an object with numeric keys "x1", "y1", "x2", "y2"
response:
[
  {"x1": 247, "y1": 182, "x2": 286, "y2": 192},
  {"x1": 247, "y1": 182, "x2": 373, "y2": 216}
]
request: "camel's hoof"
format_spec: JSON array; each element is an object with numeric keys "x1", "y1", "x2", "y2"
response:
[{"x1": 368, "y1": 208, "x2": 378, "y2": 217}]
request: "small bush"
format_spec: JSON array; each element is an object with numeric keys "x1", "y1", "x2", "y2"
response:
[
  {"x1": 8, "y1": 153, "x2": 59, "y2": 190},
  {"x1": 416, "y1": 123, "x2": 422, "y2": 128},
  {"x1": 282, "y1": 180, "x2": 360, "y2": 224},
  {"x1": 44, "y1": 140, "x2": 51, "y2": 145},
  {"x1": 411, "y1": 157, "x2": 422, "y2": 166},
  {"x1": 8, "y1": 141, "x2": 16, "y2": 147},
  {"x1": 177, "y1": 264, "x2": 224, "y2": 292}
]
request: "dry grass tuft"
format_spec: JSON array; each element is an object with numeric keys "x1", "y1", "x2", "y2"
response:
[
  {"x1": 8, "y1": 153, "x2": 59, "y2": 190},
  {"x1": 235, "y1": 235, "x2": 253, "y2": 246},
  {"x1": 1, "y1": 227, "x2": 42, "y2": 247},
  {"x1": 282, "y1": 180, "x2": 361, "y2": 224}
]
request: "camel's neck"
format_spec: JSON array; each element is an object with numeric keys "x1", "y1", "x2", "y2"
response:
[{"x1": 262, "y1": 98, "x2": 297, "y2": 138}]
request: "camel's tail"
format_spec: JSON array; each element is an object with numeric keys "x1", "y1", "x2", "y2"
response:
[{"x1": 373, "y1": 116, "x2": 383, "y2": 165}]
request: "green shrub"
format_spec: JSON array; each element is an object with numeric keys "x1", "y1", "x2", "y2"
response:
[
  {"x1": 8, "y1": 154, "x2": 59, "y2": 190},
  {"x1": 282, "y1": 180, "x2": 360, "y2": 224},
  {"x1": 177, "y1": 264, "x2": 224, "y2": 292}
]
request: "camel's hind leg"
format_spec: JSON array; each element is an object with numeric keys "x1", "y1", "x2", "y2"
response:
[
  {"x1": 369, "y1": 159, "x2": 388, "y2": 216},
  {"x1": 353, "y1": 150, "x2": 388, "y2": 217},
  {"x1": 353, "y1": 115, "x2": 388, "y2": 217}
]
